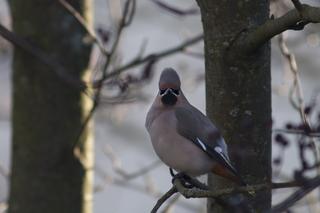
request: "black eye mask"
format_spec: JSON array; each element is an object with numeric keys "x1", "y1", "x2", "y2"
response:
[
  {"x1": 159, "y1": 88, "x2": 180, "y2": 96},
  {"x1": 160, "y1": 88, "x2": 179, "y2": 106},
  {"x1": 171, "y1": 89, "x2": 180, "y2": 96},
  {"x1": 159, "y1": 89, "x2": 166, "y2": 95}
]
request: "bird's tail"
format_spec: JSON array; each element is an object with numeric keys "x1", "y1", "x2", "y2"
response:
[
  {"x1": 211, "y1": 164, "x2": 244, "y2": 185},
  {"x1": 211, "y1": 164, "x2": 255, "y2": 197}
]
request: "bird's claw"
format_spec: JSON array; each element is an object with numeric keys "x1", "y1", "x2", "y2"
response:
[{"x1": 171, "y1": 172, "x2": 194, "y2": 189}]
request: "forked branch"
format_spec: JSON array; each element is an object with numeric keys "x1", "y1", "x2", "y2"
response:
[{"x1": 238, "y1": 4, "x2": 320, "y2": 53}]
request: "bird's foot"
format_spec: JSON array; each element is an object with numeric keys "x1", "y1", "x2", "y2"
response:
[{"x1": 171, "y1": 171, "x2": 194, "y2": 189}]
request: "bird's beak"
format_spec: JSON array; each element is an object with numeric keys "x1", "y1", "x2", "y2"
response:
[{"x1": 160, "y1": 89, "x2": 178, "y2": 106}]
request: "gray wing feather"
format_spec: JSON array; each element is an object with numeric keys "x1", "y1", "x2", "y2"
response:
[
  {"x1": 175, "y1": 106, "x2": 222, "y2": 150},
  {"x1": 175, "y1": 107, "x2": 238, "y2": 176}
]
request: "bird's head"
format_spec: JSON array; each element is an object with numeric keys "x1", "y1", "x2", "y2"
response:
[{"x1": 158, "y1": 68, "x2": 181, "y2": 106}]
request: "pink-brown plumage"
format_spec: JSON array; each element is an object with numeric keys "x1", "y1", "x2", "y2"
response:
[{"x1": 146, "y1": 68, "x2": 244, "y2": 183}]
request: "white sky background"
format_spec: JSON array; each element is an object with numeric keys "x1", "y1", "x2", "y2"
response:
[{"x1": 0, "y1": 0, "x2": 320, "y2": 212}]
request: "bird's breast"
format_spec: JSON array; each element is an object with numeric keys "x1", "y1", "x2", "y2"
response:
[{"x1": 148, "y1": 110, "x2": 212, "y2": 176}]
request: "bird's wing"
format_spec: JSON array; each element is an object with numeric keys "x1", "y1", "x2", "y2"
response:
[{"x1": 174, "y1": 106, "x2": 240, "y2": 179}]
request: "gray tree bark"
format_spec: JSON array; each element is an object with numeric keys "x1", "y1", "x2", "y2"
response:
[
  {"x1": 8, "y1": 0, "x2": 94, "y2": 213},
  {"x1": 195, "y1": 1, "x2": 271, "y2": 212}
]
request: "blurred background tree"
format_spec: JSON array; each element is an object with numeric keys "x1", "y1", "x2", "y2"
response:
[{"x1": 8, "y1": 0, "x2": 94, "y2": 213}]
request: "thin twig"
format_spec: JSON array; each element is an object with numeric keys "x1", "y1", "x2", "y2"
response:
[
  {"x1": 152, "y1": 0, "x2": 199, "y2": 16},
  {"x1": 102, "y1": 144, "x2": 161, "y2": 180},
  {"x1": 100, "y1": 0, "x2": 136, "y2": 81},
  {"x1": 273, "y1": 128, "x2": 320, "y2": 137},
  {"x1": 151, "y1": 186, "x2": 178, "y2": 213},
  {"x1": 269, "y1": 176, "x2": 320, "y2": 213},
  {"x1": 73, "y1": 0, "x2": 135, "y2": 151},
  {"x1": 160, "y1": 194, "x2": 180, "y2": 213},
  {"x1": 72, "y1": 102, "x2": 96, "y2": 151},
  {"x1": 73, "y1": 0, "x2": 137, "y2": 151},
  {"x1": 58, "y1": 0, "x2": 108, "y2": 55},
  {"x1": 100, "y1": 33, "x2": 204, "y2": 82},
  {"x1": 123, "y1": 0, "x2": 136, "y2": 27},
  {"x1": 278, "y1": 34, "x2": 302, "y2": 112},
  {"x1": 278, "y1": 33, "x2": 320, "y2": 174},
  {"x1": 94, "y1": 165, "x2": 198, "y2": 212},
  {"x1": 0, "y1": 23, "x2": 88, "y2": 90}
]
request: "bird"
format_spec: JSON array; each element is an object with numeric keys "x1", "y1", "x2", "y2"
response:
[{"x1": 145, "y1": 67, "x2": 245, "y2": 185}]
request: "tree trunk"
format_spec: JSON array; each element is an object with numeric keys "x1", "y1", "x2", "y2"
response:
[
  {"x1": 196, "y1": 1, "x2": 271, "y2": 212},
  {"x1": 8, "y1": 1, "x2": 94, "y2": 213}
]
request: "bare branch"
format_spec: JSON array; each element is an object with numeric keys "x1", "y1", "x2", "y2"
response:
[
  {"x1": 160, "y1": 194, "x2": 180, "y2": 213},
  {"x1": 123, "y1": 0, "x2": 136, "y2": 27},
  {"x1": 94, "y1": 164, "x2": 161, "y2": 196},
  {"x1": 72, "y1": 0, "x2": 138, "y2": 151},
  {"x1": 102, "y1": 144, "x2": 161, "y2": 180},
  {"x1": 58, "y1": 0, "x2": 108, "y2": 55},
  {"x1": 238, "y1": 4, "x2": 320, "y2": 53},
  {"x1": 152, "y1": 0, "x2": 199, "y2": 16},
  {"x1": 94, "y1": 165, "x2": 199, "y2": 212},
  {"x1": 270, "y1": 176, "x2": 320, "y2": 213},
  {"x1": 100, "y1": 33, "x2": 204, "y2": 82},
  {"x1": 151, "y1": 186, "x2": 178, "y2": 213},
  {"x1": 273, "y1": 129, "x2": 320, "y2": 137},
  {"x1": 151, "y1": 173, "x2": 305, "y2": 213},
  {"x1": 174, "y1": 180, "x2": 301, "y2": 199},
  {"x1": 0, "y1": 23, "x2": 88, "y2": 90},
  {"x1": 278, "y1": 33, "x2": 320, "y2": 173},
  {"x1": 278, "y1": 34, "x2": 302, "y2": 112}
]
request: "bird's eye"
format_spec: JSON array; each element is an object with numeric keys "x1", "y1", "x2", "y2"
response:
[
  {"x1": 172, "y1": 89, "x2": 180, "y2": 95},
  {"x1": 159, "y1": 89, "x2": 166, "y2": 95}
]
